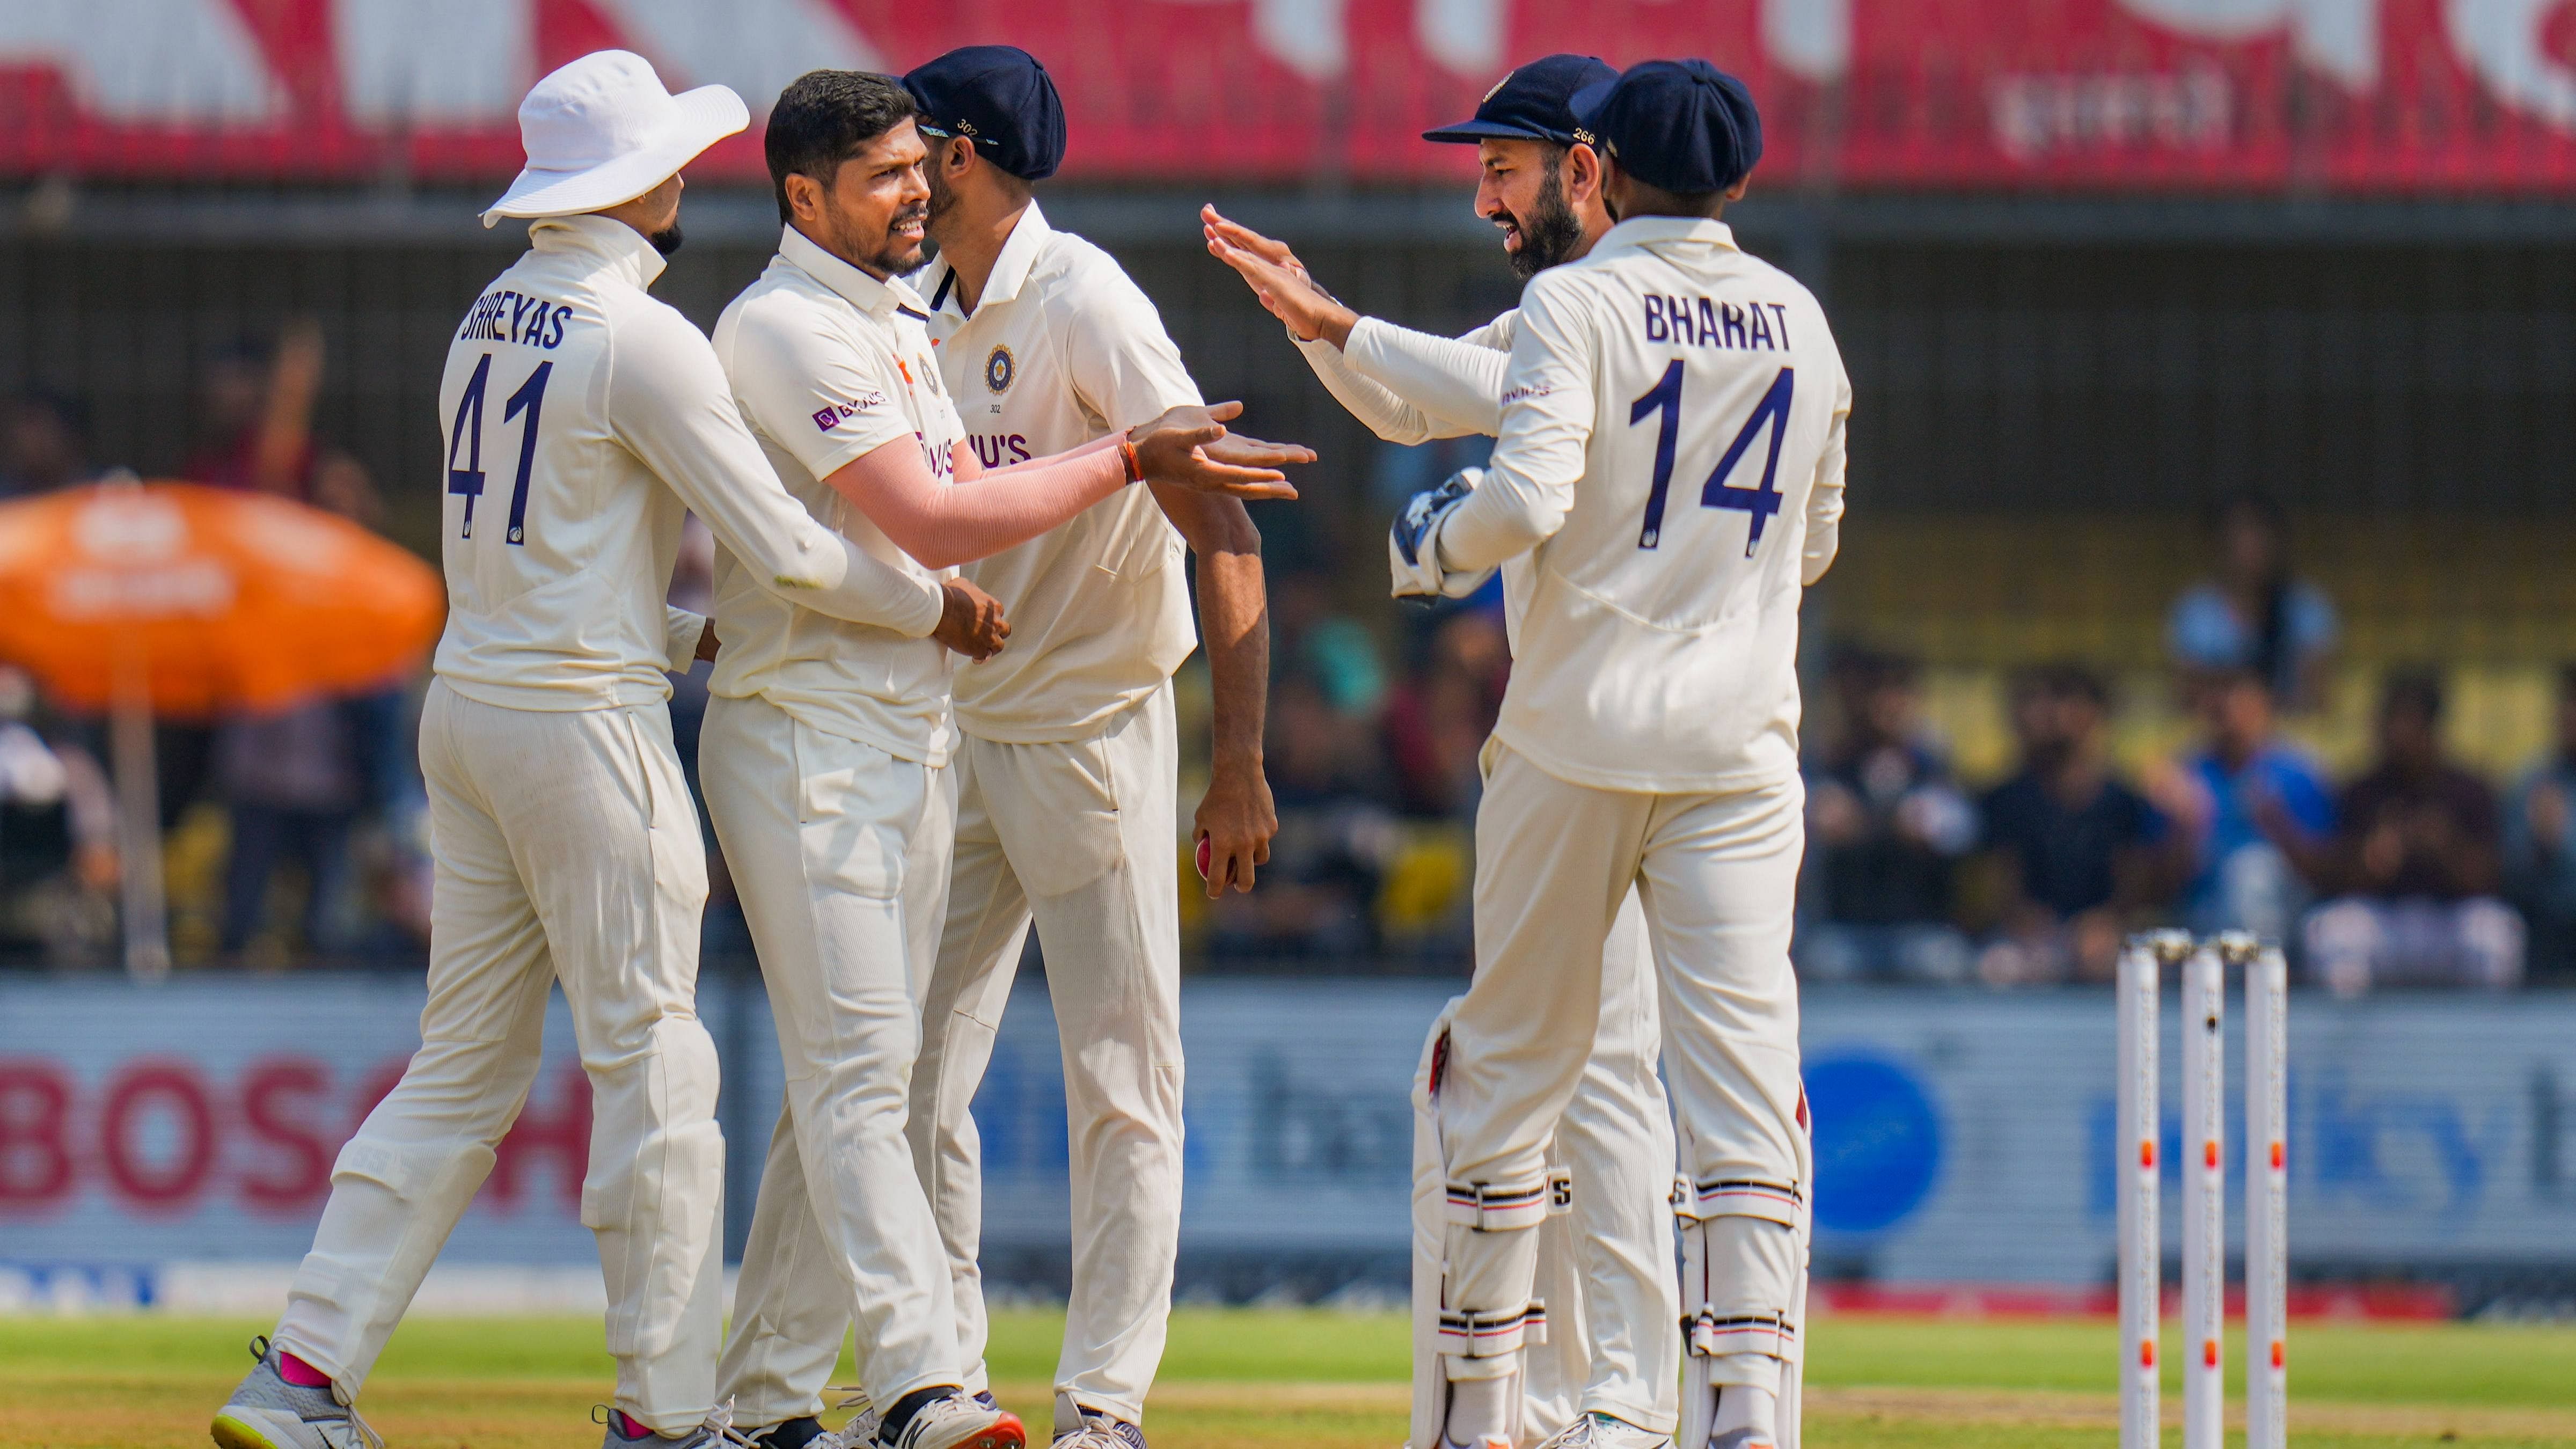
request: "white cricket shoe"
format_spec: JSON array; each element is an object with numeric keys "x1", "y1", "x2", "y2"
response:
[
  {"x1": 878, "y1": 1394, "x2": 1024, "y2": 1449},
  {"x1": 825, "y1": 1389, "x2": 882, "y2": 1447},
  {"x1": 1534, "y1": 1414, "x2": 1674, "y2": 1449},
  {"x1": 829, "y1": 1388, "x2": 1004, "y2": 1446},
  {"x1": 1050, "y1": 1402, "x2": 1146, "y2": 1449},
  {"x1": 210, "y1": 1338, "x2": 382, "y2": 1449}
]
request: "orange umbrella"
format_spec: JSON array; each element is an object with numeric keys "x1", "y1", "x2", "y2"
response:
[
  {"x1": 0, "y1": 480, "x2": 442, "y2": 713},
  {"x1": 0, "y1": 480, "x2": 444, "y2": 977}
]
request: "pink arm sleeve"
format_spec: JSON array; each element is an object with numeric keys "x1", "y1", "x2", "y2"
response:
[
  {"x1": 824, "y1": 431, "x2": 1131, "y2": 570},
  {"x1": 949, "y1": 428, "x2": 1128, "y2": 484}
]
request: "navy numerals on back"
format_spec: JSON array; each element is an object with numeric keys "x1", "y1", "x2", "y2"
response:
[{"x1": 1629, "y1": 364, "x2": 1796, "y2": 557}]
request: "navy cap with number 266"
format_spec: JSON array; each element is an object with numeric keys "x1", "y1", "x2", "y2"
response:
[
  {"x1": 1422, "y1": 54, "x2": 1619, "y2": 148},
  {"x1": 1570, "y1": 58, "x2": 1763, "y2": 195}
]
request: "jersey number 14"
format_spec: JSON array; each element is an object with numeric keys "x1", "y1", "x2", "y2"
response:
[
  {"x1": 445, "y1": 352, "x2": 553, "y2": 545},
  {"x1": 1631, "y1": 362, "x2": 1792, "y2": 554}
]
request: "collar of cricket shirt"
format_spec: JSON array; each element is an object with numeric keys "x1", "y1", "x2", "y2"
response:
[
  {"x1": 528, "y1": 212, "x2": 670, "y2": 291},
  {"x1": 930, "y1": 199, "x2": 1053, "y2": 319},
  {"x1": 779, "y1": 223, "x2": 931, "y2": 320},
  {"x1": 1593, "y1": 215, "x2": 1739, "y2": 260}
]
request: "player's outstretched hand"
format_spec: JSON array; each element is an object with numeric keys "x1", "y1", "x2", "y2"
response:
[
  {"x1": 933, "y1": 577, "x2": 1009, "y2": 661},
  {"x1": 1201, "y1": 204, "x2": 1312, "y2": 280},
  {"x1": 1201, "y1": 204, "x2": 1356, "y2": 348},
  {"x1": 1132, "y1": 402, "x2": 1311, "y2": 501}
]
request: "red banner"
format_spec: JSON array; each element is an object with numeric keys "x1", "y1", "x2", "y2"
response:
[{"x1": 8, "y1": 1, "x2": 2576, "y2": 191}]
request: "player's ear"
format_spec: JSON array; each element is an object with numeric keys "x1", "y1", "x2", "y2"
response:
[
  {"x1": 946, "y1": 136, "x2": 976, "y2": 182},
  {"x1": 783, "y1": 171, "x2": 821, "y2": 224},
  {"x1": 1564, "y1": 141, "x2": 1603, "y2": 204},
  {"x1": 1725, "y1": 176, "x2": 1751, "y2": 203}
]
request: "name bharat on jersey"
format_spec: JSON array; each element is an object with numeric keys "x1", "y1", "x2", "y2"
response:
[{"x1": 1642, "y1": 293, "x2": 1795, "y2": 351}]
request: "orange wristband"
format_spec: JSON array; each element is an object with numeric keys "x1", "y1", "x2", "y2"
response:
[{"x1": 1119, "y1": 436, "x2": 1144, "y2": 485}]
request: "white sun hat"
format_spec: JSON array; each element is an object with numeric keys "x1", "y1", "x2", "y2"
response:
[{"x1": 481, "y1": 50, "x2": 750, "y2": 228}]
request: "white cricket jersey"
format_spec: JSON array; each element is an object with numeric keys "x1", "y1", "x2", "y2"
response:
[
  {"x1": 433, "y1": 215, "x2": 942, "y2": 714},
  {"x1": 1299, "y1": 314, "x2": 1561, "y2": 647},
  {"x1": 1435, "y1": 217, "x2": 1851, "y2": 795},
  {"x1": 1299, "y1": 313, "x2": 1513, "y2": 444},
  {"x1": 712, "y1": 225, "x2": 969, "y2": 767},
  {"x1": 914, "y1": 202, "x2": 1202, "y2": 744}
]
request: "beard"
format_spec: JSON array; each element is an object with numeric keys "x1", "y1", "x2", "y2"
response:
[
  {"x1": 648, "y1": 224, "x2": 684, "y2": 257},
  {"x1": 865, "y1": 199, "x2": 931, "y2": 276},
  {"x1": 924, "y1": 166, "x2": 959, "y2": 232},
  {"x1": 1503, "y1": 163, "x2": 1585, "y2": 279}
]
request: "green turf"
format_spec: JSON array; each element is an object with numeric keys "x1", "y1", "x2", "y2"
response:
[
  {"x1": 5, "y1": 1309, "x2": 2572, "y2": 1448},
  {"x1": 22, "y1": 1308, "x2": 2575, "y2": 1405},
  {"x1": 1801, "y1": 1315, "x2": 2576, "y2": 1409}
]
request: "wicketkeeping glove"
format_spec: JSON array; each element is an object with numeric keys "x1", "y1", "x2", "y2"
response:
[{"x1": 1388, "y1": 467, "x2": 1496, "y2": 603}]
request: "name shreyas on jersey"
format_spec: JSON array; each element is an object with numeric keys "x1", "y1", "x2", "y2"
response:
[
  {"x1": 1643, "y1": 295, "x2": 1794, "y2": 352},
  {"x1": 457, "y1": 288, "x2": 570, "y2": 349},
  {"x1": 811, "y1": 390, "x2": 891, "y2": 433}
]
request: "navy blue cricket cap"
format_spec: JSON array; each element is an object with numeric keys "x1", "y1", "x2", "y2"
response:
[
  {"x1": 1422, "y1": 54, "x2": 1618, "y2": 147},
  {"x1": 1570, "y1": 58, "x2": 1762, "y2": 194},
  {"x1": 903, "y1": 45, "x2": 1066, "y2": 182}
]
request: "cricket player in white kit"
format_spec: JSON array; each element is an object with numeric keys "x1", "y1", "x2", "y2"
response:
[
  {"x1": 1389, "y1": 62, "x2": 1846, "y2": 1449},
  {"x1": 901, "y1": 47, "x2": 1271, "y2": 1448},
  {"x1": 698, "y1": 70, "x2": 1305, "y2": 1449},
  {"x1": 212, "y1": 51, "x2": 982, "y2": 1449},
  {"x1": 1205, "y1": 55, "x2": 1685, "y2": 1449}
]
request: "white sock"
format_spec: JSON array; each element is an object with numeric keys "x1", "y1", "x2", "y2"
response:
[
  {"x1": 1445, "y1": 1373, "x2": 1513, "y2": 1447},
  {"x1": 1711, "y1": 1382, "x2": 1777, "y2": 1447}
]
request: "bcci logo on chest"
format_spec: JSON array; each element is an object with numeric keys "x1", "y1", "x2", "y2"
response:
[{"x1": 984, "y1": 345, "x2": 1015, "y2": 394}]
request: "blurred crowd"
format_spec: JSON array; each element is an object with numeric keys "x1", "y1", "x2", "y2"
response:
[
  {"x1": 6, "y1": 348, "x2": 2573, "y2": 994},
  {"x1": 0, "y1": 323, "x2": 433, "y2": 969},
  {"x1": 1205, "y1": 494, "x2": 2576, "y2": 994},
  {"x1": 1794, "y1": 497, "x2": 2560, "y2": 995}
]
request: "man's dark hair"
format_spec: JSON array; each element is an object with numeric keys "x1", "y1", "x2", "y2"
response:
[
  {"x1": 767, "y1": 70, "x2": 917, "y2": 223},
  {"x1": 2381, "y1": 667, "x2": 2446, "y2": 724},
  {"x1": 2036, "y1": 661, "x2": 2109, "y2": 708}
]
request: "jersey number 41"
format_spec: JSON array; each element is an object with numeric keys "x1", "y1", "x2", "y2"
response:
[{"x1": 445, "y1": 352, "x2": 554, "y2": 545}]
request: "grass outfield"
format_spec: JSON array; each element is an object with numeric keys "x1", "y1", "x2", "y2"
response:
[{"x1": 6, "y1": 1308, "x2": 2574, "y2": 1448}]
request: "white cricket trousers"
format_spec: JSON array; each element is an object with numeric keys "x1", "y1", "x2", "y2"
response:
[
  {"x1": 912, "y1": 684, "x2": 1183, "y2": 1430},
  {"x1": 702, "y1": 692, "x2": 967, "y2": 1423},
  {"x1": 274, "y1": 680, "x2": 724, "y2": 1434},
  {"x1": 1437, "y1": 746, "x2": 1807, "y2": 1414},
  {"x1": 1409, "y1": 888, "x2": 1681, "y2": 1446}
]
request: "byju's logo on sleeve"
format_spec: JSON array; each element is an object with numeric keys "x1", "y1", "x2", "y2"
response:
[{"x1": 811, "y1": 391, "x2": 890, "y2": 431}]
